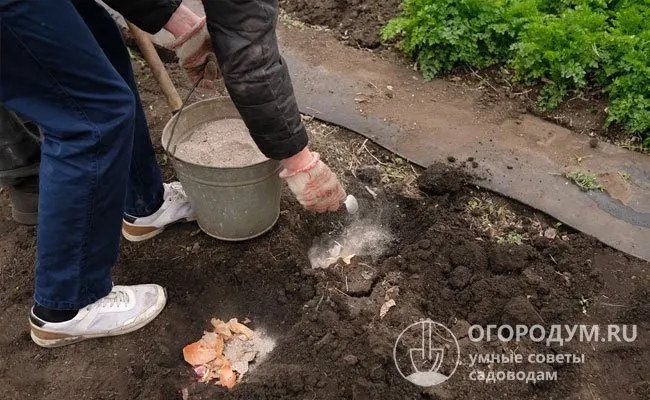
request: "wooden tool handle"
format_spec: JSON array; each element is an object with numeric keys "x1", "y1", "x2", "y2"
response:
[{"x1": 126, "y1": 22, "x2": 183, "y2": 112}]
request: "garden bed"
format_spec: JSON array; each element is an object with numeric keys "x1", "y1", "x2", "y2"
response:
[{"x1": 0, "y1": 57, "x2": 647, "y2": 400}]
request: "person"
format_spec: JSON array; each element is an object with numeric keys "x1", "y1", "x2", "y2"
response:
[{"x1": 0, "y1": 0, "x2": 346, "y2": 348}]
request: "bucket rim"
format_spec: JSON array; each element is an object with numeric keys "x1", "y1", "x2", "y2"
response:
[{"x1": 162, "y1": 97, "x2": 274, "y2": 171}]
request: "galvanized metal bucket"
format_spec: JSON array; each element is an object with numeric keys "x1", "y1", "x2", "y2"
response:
[{"x1": 161, "y1": 97, "x2": 282, "y2": 241}]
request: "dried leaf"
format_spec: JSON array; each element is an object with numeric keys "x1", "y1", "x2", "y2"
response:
[
  {"x1": 365, "y1": 185, "x2": 378, "y2": 199},
  {"x1": 486, "y1": 226, "x2": 496, "y2": 237},
  {"x1": 211, "y1": 318, "x2": 233, "y2": 339},
  {"x1": 544, "y1": 227, "x2": 557, "y2": 239},
  {"x1": 380, "y1": 299, "x2": 396, "y2": 318},
  {"x1": 227, "y1": 318, "x2": 255, "y2": 340},
  {"x1": 385, "y1": 286, "x2": 400, "y2": 300},
  {"x1": 342, "y1": 254, "x2": 356, "y2": 265},
  {"x1": 183, "y1": 342, "x2": 218, "y2": 366}
]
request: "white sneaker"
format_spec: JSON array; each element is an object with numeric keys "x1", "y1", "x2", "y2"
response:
[
  {"x1": 122, "y1": 182, "x2": 195, "y2": 242},
  {"x1": 29, "y1": 284, "x2": 167, "y2": 348}
]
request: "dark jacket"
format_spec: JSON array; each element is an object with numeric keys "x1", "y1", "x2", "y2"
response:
[
  {"x1": 103, "y1": 0, "x2": 182, "y2": 35},
  {"x1": 105, "y1": 0, "x2": 308, "y2": 160}
]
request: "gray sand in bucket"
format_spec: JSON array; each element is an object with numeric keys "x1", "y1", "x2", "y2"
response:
[{"x1": 175, "y1": 118, "x2": 268, "y2": 168}]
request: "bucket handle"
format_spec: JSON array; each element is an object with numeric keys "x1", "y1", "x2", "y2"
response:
[{"x1": 164, "y1": 76, "x2": 203, "y2": 160}]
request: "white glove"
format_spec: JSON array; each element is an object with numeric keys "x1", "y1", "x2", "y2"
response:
[
  {"x1": 280, "y1": 150, "x2": 347, "y2": 213},
  {"x1": 169, "y1": 17, "x2": 220, "y2": 88}
]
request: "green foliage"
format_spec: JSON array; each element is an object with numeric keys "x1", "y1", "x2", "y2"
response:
[
  {"x1": 497, "y1": 232, "x2": 524, "y2": 245},
  {"x1": 382, "y1": 0, "x2": 529, "y2": 78},
  {"x1": 511, "y1": 6, "x2": 609, "y2": 109},
  {"x1": 564, "y1": 170, "x2": 605, "y2": 191},
  {"x1": 383, "y1": 0, "x2": 650, "y2": 137},
  {"x1": 600, "y1": 2, "x2": 650, "y2": 133}
]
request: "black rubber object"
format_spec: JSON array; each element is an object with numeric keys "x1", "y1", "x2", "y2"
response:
[
  {"x1": 0, "y1": 106, "x2": 41, "y2": 186},
  {"x1": 8, "y1": 176, "x2": 39, "y2": 225},
  {"x1": 0, "y1": 106, "x2": 41, "y2": 225}
]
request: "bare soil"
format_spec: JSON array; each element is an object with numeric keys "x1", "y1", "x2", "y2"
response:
[
  {"x1": 0, "y1": 60, "x2": 648, "y2": 400},
  {"x1": 279, "y1": 0, "x2": 402, "y2": 48},
  {"x1": 280, "y1": 0, "x2": 640, "y2": 148},
  {"x1": 453, "y1": 66, "x2": 630, "y2": 146}
]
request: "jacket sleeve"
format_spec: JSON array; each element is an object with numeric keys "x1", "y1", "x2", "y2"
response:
[
  {"x1": 201, "y1": 0, "x2": 308, "y2": 160},
  {"x1": 102, "y1": 0, "x2": 182, "y2": 34}
]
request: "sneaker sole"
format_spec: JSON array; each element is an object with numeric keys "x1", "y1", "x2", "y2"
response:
[
  {"x1": 30, "y1": 287, "x2": 167, "y2": 348},
  {"x1": 121, "y1": 217, "x2": 196, "y2": 243}
]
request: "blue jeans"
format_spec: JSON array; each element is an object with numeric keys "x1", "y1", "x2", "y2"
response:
[{"x1": 0, "y1": 0, "x2": 164, "y2": 309}]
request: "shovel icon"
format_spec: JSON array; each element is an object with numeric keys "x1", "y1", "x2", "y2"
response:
[
  {"x1": 409, "y1": 321, "x2": 444, "y2": 373},
  {"x1": 405, "y1": 321, "x2": 448, "y2": 386}
]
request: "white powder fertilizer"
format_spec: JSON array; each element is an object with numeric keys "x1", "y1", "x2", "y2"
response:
[
  {"x1": 308, "y1": 219, "x2": 392, "y2": 269},
  {"x1": 224, "y1": 329, "x2": 276, "y2": 376},
  {"x1": 174, "y1": 118, "x2": 268, "y2": 168}
]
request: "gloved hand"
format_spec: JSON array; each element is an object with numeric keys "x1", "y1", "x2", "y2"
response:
[
  {"x1": 280, "y1": 148, "x2": 347, "y2": 213},
  {"x1": 168, "y1": 16, "x2": 219, "y2": 89}
]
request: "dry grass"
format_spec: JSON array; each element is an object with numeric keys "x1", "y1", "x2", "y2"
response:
[{"x1": 304, "y1": 117, "x2": 421, "y2": 196}]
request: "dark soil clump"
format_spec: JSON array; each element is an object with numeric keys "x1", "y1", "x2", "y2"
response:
[
  {"x1": 280, "y1": 0, "x2": 402, "y2": 48},
  {"x1": 418, "y1": 162, "x2": 471, "y2": 196}
]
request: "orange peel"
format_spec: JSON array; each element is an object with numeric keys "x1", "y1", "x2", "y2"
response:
[
  {"x1": 183, "y1": 317, "x2": 258, "y2": 389},
  {"x1": 182, "y1": 341, "x2": 218, "y2": 366},
  {"x1": 218, "y1": 360, "x2": 237, "y2": 389}
]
